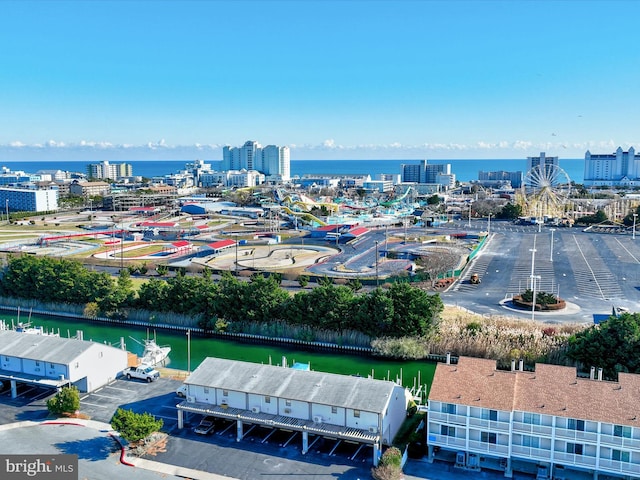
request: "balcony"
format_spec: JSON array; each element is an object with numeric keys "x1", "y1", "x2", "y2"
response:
[
  {"x1": 428, "y1": 411, "x2": 468, "y2": 426},
  {"x1": 554, "y1": 428, "x2": 598, "y2": 443},
  {"x1": 599, "y1": 458, "x2": 640, "y2": 475},
  {"x1": 429, "y1": 434, "x2": 466, "y2": 448},
  {"x1": 467, "y1": 440, "x2": 509, "y2": 455},
  {"x1": 468, "y1": 417, "x2": 510, "y2": 432},
  {"x1": 512, "y1": 421, "x2": 552, "y2": 436},
  {"x1": 511, "y1": 445, "x2": 552, "y2": 461},
  {"x1": 599, "y1": 434, "x2": 640, "y2": 450},
  {"x1": 553, "y1": 452, "x2": 597, "y2": 467}
]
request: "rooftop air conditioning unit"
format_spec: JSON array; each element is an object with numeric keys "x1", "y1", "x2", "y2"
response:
[
  {"x1": 251, "y1": 406, "x2": 260, "y2": 414},
  {"x1": 368, "y1": 426, "x2": 378, "y2": 434},
  {"x1": 186, "y1": 396, "x2": 195, "y2": 403},
  {"x1": 313, "y1": 415, "x2": 323, "y2": 424}
]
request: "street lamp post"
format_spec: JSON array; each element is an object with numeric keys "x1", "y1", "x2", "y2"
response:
[
  {"x1": 633, "y1": 213, "x2": 638, "y2": 240},
  {"x1": 531, "y1": 274, "x2": 541, "y2": 321},
  {"x1": 375, "y1": 241, "x2": 379, "y2": 288},
  {"x1": 5, "y1": 199, "x2": 8, "y2": 223},
  {"x1": 468, "y1": 205, "x2": 472, "y2": 228},
  {"x1": 549, "y1": 228, "x2": 556, "y2": 262},
  {"x1": 488, "y1": 213, "x2": 491, "y2": 234},
  {"x1": 235, "y1": 237, "x2": 239, "y2": 275},
  {"x1": 186, "y1": 329, "x2": 191, "y2": 374}
]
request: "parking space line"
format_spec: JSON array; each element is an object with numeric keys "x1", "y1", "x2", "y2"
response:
[
  {"x1": 329, "y1": 439, "x2": 342, "y2": 456},
  {"x1": 81, "y1": 401, "x2": 109, "y2": 408},
  {"x1": 351, "y1": 444, "x2": 366, "y2": 461},
  {"x1": 103, "y1": 385, "x2": 133, "y2": 392},
  {"x1": 89, "y1": 393, "x2": 120, "y2": 400},
  {"x1": 261, "y1": 428, "x2": 276, "y2": 444},
  {"x1": 282, "y1": 431, "x2": 298, "y2": 448}
]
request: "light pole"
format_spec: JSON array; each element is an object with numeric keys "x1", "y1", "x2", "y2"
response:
[
  {"x1": 5, "y1": 199, "x2": 8, "y2": 223},
  {"x1": 468, "y1": 205, "x2": 472, "y2": 228},
  {"x1": 487, "y1": 213, "x2": 492, "y2": 234},
  {"x1": 531, "y1": 274, "x2": 541, "y2": 321},
  {"x1": 375, "y1": 240, "x2": 379, "y2": 288},
  {"x1": 529, "y1": 234, "x2": 538, "y2": 290},
  {"x1": 549, "y1": 228, "x2": 556, "y2": 262},
  {"x1": 235, "y1": 236, "x2": 239, "y2": 275},
  {"x1": 186, "y1": 329, "x2": 191, "y2": 374},
  {"x1": 633, "y1": 213, "x2": 638, "y2": 240}
]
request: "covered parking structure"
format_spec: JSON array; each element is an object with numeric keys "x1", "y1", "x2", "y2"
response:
[{"x1": 176, "y1": 357, "x2": 410, "y2": 466}]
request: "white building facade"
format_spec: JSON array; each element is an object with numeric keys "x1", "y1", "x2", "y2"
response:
[
  {"x1": 176, "y1": 357, "x2": 410, "y2": 466},
  {"x1": 222, "y1": 141, "x2": 290, "y2": 181},
  {"x1": 584, "y1": 147, "x2": 640, "y2": 187},
  {"x1": 0, "y1": 330, "x2": 127, "y2": 397},
  {"x1": 0, "y1": 186, "x2": 58, "y2": 212},
  {"x1": 427, "y1": 356, "x2": 640, "y2": 480}
]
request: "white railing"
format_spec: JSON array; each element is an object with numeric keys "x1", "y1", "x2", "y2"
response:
[
  {"x1": 467, "y1": 440, "x2": 509, "y2": 455},
  {"x1": 511, "y1": 421, "x2": 552, "y2": 436},
  {"x1": 511, "y1": 445, "x2": 552, "y2": 460},
  {"x1": 468, "y1": 417, "x2": 510, "y2": 431},
  {"x1": 553, "y1": 452, "x2": 597, "y2": 467},
  {"x1": 428, "y1": 411, "x2": 467, "y2": 426},
  {"x1": 599, "y1": 434, "x2": 640, "y2": 450},
  {"x1": 429, "y1": 434, "x2": 466, "y2": 448},
  {"x1": 599, "y1": 458, "x2": 640, "y2": 475},
  {"x1": 554, "y1": 428, "x2": 598, "y2": 443}
]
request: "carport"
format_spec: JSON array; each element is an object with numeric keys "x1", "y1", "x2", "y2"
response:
[
  {"x1": 177, "y1": 401, "x2": 381, "y2": 464},
  {"x1": 0, "y1": 371, "x2": 71, "y2": 399}
]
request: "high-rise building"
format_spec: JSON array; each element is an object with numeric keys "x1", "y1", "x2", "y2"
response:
[
  {"x1": 401, "y1": 160, "x2": 454, "y2": 188},
  {"x1": 478, "y1": 171, "x2": 523, "y2": 188},
  {"x1": 584, "y1": 147, "x2": 640, "y2": 187},
  {"x1": 87, "y1": 161, "x2": 132, "y2": 180},
  {"x1": 222, "y1": 141, "x2": 290, "y2": 181}
]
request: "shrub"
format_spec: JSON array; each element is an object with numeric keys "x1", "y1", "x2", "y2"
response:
[
  {"x1": 111, "y1": 408, "x2": 163, "y2": 443},
  {"x1": 47, "y1": 386, "x2": 80, "y2": 415},
  {"x1": 371, "y1": 446, "x2": 403, "y2": 480}
]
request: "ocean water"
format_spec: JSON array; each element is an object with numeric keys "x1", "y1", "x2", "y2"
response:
[{"x1": 0, "y1": 158, "x2": 585, "y2": 183}]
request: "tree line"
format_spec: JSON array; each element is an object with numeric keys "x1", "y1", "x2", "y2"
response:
[{"x1": 0, "y1": 255, "x2": 443, "y2": 339}]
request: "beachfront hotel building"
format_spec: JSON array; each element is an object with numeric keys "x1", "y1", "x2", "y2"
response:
[
  {"x1": 401, "y1": 160, "x2": 455, "y2": 191},
  {"x1": 583, "y1": 147, "x2": 640, "y2": 187},
  {"x1": 87, "y1": 161, "x2": 133, "y2": 180},
  {"x1": 177, "y1": 357, "x2": 410, "y2": 466},
  {"x1": 427, "y1": 356, "x2": 640, "y2": 480},
  {"x1": 478, "y1": 171, "x2": 523, "y2": 189},
  {"x1": 222, "y1": 141, "x2": 290, "y2": 182},
  {"x1": 0, "y1": 185, "x2": 58, "y2": 213}
]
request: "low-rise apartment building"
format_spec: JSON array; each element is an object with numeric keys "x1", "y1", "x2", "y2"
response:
[
  {"x1": 177, "y1": 357, "x2": 410, "y2": 466},
  {"x1": 427, "y1": 356, "x2": 640, "y2": 480}
]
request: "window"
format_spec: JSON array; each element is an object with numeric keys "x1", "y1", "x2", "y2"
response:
[
  {"x1": 443, "y1": 403, "x2": 456, "y2": 414},
  {"x1": 568, "y1": 418, "x2": 585, "y2": 431},
  {"x1": 482, "y1": 409, "x2": 498, "y2": 421},
  {"x1": 566, "y1": 443, "x2": 583, "y2": 455},
  {"x1": 285, "y1": 400, "x2": 291, "y2": 407},
  {"x1": 481, "y1": 432, "x2": 497, "y2": 444},
  {"x1": 222, "y1": 390, "x2": 228, "y2": 396},
  {"x1": 614, "y1": 425, "x2": 632, "y2": 438},
  {"x1": 331, "y1": 406, "x2": 338, "y2": 414},
  {"x1": 354, "y1": 410, "x2": 360, "y2": 418},
  {"x1": 440, "y1": 425, "x2": 455, "y2": 437},
  {"x1": 265, "y1": 396, "x2": 271, "y2": 403},
  {"x1": 522, "y1": 435, "x2": 540, "y2": 448},
  {"x1": 612, "y1": 450, "x2": 630, "y2": 462},
  {"x1": 523, "y1": 412, "x2": 540, "y2": 425}
]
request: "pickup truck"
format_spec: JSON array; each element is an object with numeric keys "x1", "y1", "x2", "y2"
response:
[{"x1": 123, "y1": 365, "x2": 160, "y2": 382}]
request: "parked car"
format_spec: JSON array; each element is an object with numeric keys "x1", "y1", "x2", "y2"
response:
[
  {"x1": 194, "y1": 416, "x2": 215, "y2": 435},
  {"x1": 176, "y1": 384, "x2": 187, "y2": 398}
]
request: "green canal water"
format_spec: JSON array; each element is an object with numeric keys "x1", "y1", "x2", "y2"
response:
[{"x1": 1, "y1": 312, "x2": 436, "y2": 396}]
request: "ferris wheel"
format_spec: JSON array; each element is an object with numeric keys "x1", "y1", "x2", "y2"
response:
[{"x1": 521, "y1": 164, "x2": 572, "y2": 219}]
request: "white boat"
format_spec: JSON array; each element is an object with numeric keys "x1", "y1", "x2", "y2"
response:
[{"x1": 140, "y1": 338, "x2": 171, "y2": 367}]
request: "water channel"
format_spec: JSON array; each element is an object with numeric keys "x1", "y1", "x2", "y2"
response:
[{"x1": 2, "y1": 311, "x2": 436, "y2": 398}]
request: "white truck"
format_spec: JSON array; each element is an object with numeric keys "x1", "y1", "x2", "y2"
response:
[{"x1": 123, "y1": 365, "x2": 160, "y2": 382}]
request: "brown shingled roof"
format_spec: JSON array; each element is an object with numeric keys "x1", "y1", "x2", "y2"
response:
[{"x1": 428, "y1": 356, "x2": 640, "y2": 427}]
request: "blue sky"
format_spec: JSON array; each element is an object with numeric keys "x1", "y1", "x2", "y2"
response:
[{"x1": 1, "y1": 0, "x2": 639, "y2": 161}]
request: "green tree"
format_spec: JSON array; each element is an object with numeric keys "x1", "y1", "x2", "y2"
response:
[
  {"x1": 297, "y1": 275, "x2": 309, "y2": 288},
  {"x1": 156, "y1": 264, "x2": 169, "y2": 276},
  {"x1": 346, "y1": 278, "x2": 363, "y2": 292},
  {"x1": 497, "y1": 202, "x2": 522, "y2": 220},
  {"x1": 426, "y1": 194, "x2": 440, "y2": 206},
  {"x1": 47, "y1": 386, "x2": 80, "y2": 415},
  {"x1": 385, "y1": 282, "x2": 443, "y2": 337},
  {"x1": 353, "y1": 288, "x2": 394, "y2": 336},
  {"x1": 567, "y1": 313, "x2": 640, "y2": 380},
  {"x1": 110, "y1": 408, "x2": 164, "y2": 443}
]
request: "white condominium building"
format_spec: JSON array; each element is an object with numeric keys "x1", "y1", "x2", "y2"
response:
[
  {"x1": 584, "y1": 147, "x2": 640, "y2": 187},
  {"x1": 87, "y1": 161, "x2": 133, "y2": 180},
  {"x1": 222, "y1": 140, "x2": 290, "y2": 181},
  {"x1": 427, "y1": 356, "x2": 640, "y2": 480}
]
